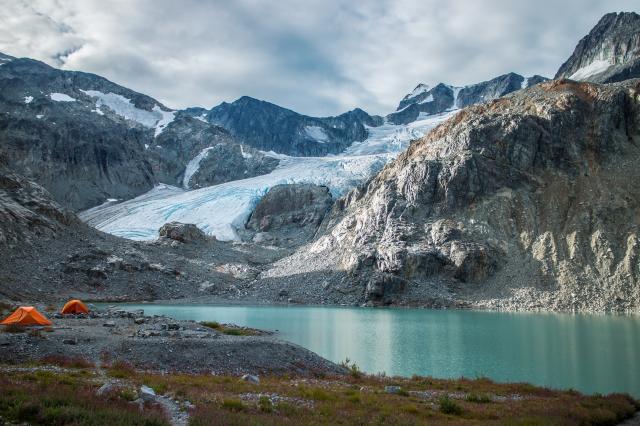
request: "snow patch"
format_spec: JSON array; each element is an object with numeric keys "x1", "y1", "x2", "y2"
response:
[
  {"x1": 240, "y1": 145, "x2": 253, "y2": 159},
  {"x1": 521, "y1": 77, "x2": 529, "y2": 89},
  {"x1": 50, "y1": 93, "x2": 76, "y2": 102},
  {"x1": 24, "y1": 96, "x2": 33, "y2": 104},
  {"x1": 195, "y1": 113, "x2": 208, "y2": 123},
  {"x1": 569, "y1": 59, "x2": 612, "y2": 80},
  {"x1": 183, "y1": 147, "x2": 214, "y2": 189},
  {"x1": 80, "y1": 90, "x2": 175, "y2": 136},
  {"x1": 304, "y1": 125, "x2": 329, "y2": 143},
  {"x1": 418, "y1": 94, "x2": 434, "y2": 104},
  {"x1": 450, "y1": 86, "x2": 463, "y2": 109},
  {"x1": 36, "y1": 114, "x2": 44, "y2": 119}
]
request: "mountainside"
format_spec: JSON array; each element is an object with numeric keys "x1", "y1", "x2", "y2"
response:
[
  {"x1": 387, "y1": 73, "x2": 548, "y2": 125},
  {"x1": 186, "y1": 97, "x2": 382, "y2": 156},
  {"x1": 0, "y1": 56, "x2": 275, "y2": 210},
  {"x1": 261, "y1": 79, "x2": 640, "y2": 312},
  {"x1": 556, "y1": 12, "x2": 640, "y2": 83}
]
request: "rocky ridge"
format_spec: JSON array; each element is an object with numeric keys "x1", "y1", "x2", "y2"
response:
[{"x1": 260, "y1": 79, "x2": 640, "y2": 312}]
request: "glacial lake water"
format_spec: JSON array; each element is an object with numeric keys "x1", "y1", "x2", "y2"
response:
[{"x1": 114, "y1": 304, "x2": 640, "y2": 397}]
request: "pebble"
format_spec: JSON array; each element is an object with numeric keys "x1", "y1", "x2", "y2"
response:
[{"x1": 241, "y1": 374, "x2": 260, "y2": 384}]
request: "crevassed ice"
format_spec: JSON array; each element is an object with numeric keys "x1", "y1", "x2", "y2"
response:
[
  {"x1": 569, "y1": 59, "x2": 611, "y2": 80},
  {"x1": 80, "y1": 89, "x2": 175, "y2": 136},
  {"x1": 79, "y1": 110, "x2": 457, "y2": 241}
]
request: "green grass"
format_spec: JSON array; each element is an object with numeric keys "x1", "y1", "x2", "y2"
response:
[{"x1": 439, "y1": 395, "x2": 463, "y2": 415}]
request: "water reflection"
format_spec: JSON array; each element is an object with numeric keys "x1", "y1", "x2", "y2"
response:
[{"x1": 114, "y1": 304, "x2": 640, "y2": 397}]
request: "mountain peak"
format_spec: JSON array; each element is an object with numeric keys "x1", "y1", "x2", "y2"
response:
[{"x1": 555, "y1": 11, "x2": 640, "y2": 82}]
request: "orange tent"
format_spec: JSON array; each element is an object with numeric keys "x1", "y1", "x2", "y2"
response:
[
  {"x1": 0, "y1": 306, "x2": 52, "y2": 326},
  {"x1": 61, "y1": 299, "x2": 89, "y2": 314}
]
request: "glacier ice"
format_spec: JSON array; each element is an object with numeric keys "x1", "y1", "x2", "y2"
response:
[{"x1": 80, "y1": 110, "x2": 457, "y2": 241}]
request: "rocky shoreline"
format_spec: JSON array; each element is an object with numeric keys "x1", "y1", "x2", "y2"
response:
[{"x1": 0, "y1": 306, "x2": 346, "y2": 377}]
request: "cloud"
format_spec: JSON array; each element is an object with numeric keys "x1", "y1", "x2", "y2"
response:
[{"x1": 0, "y1": 0, "x2": 637, "y2": 116}]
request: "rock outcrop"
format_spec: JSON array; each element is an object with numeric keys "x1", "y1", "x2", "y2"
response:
[
  {"x1": 556, "y1": 12, "x2": 640, "y2": 83},
  {"x1": 244, "y1": 184, "x2": 333, "y2": 247},
  {"x1": 158, "y1": 222, "x2": 208, "y2": 243},
  {"x1": 263, "y1": 79, "x2": 640, "y2": 312},
  {"x1": 0, "y1": 155, "x2": 78, "y2": 246}
]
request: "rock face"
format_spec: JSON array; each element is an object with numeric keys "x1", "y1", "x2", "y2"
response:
[
  {"x1": 387, "y1": 73, "x2": 549, "y2": 125},
  {"x1": 245, "y1": 184, "x2": 333, "y2": 247},
  {"x1": 158, "y1": 222, "x2": 208, "y2": 243},
  {"x1": 186, "y1": 97, "x2": 382, "y2": 156},
  {"x1": 265, "y1": 79, "x2": 640, "y2": 312},
  {"x1": 0, "y1": 55, "x2": 277, "y2": 211},
  {"x1": 0, "y1": 155, "x2": 78, "y2": 246},
  {"x1": 556, "y1": 12, "x2": 640, "y2": 83}
]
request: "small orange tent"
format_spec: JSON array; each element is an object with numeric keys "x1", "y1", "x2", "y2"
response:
[
  {"x1": 0, "y1": 306, "x2": 52, "y2": 326},
  {"x1": 61, "y1": 299, "x2": 89, "y2": 315}
]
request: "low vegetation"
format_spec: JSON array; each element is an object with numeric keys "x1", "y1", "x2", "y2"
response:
[
  {"x1": 0, "y1": 360, "x2": 636, "y2": 425},
  {"x1": 200, "y1": 320, "x2": 260, "y2": 336}
]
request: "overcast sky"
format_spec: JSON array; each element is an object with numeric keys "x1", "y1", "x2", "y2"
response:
[{"x1": 0, "y1": 1, "x2": 637, "y2": 116}]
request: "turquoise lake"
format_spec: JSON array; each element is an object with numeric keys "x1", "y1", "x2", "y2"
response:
[{"x1": 115, "y1": 304, "x2": 640, "y2": 397}]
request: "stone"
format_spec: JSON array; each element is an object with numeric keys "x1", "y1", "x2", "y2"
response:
[
  {"x1": 139, "y1": 385, "x2": 156, "y2": 401},
  {"x1": 241, "y1": 374, "x2": 260, "y2": 384},
  {"x1": 62, "y1": 338, "x2": 77, "y2": 345},
  {"x1": 134, "y1": 318, "x2": 146, "y2": 325},
  {"x1": 158, "y1": 222, "x2": 207, "y2": 243},
  {"x1": 385, "y1": 386, "x2": 402, "y2": 394},
  {"x1": 103, "y1": 322, "x2": 116, "y2": 328},
  {"x1": 96, "y1": 382, "x2": 117, "y2": 396}
]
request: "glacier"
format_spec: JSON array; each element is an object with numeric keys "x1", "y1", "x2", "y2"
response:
[{"x1": 80, "y1": 110, "x2": 457, "y2": 241}]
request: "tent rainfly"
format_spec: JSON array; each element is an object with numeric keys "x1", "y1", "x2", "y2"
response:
[
  {"x1": 61, "y1": 299, "x2": 89, "y2": 315},
  {"x1": 0, "y1": 306, "x2": 52, "y2": 326}
]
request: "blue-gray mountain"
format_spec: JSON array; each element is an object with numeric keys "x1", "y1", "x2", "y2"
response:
[
  {"x1": 556, "y1": 12, "x2": 640, "y2": 83},
  {"x1": 184, "y1": 97, "x2": 383, "y2": 157},
  {"x1": 387, "y1": 73, "x2": 549, "y2": 125}
]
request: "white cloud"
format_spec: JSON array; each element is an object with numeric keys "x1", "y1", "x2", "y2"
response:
[{"x1": 0, "y1": 0, "x2": 637, "y2": 116}]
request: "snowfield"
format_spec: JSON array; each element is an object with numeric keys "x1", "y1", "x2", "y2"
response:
[
  {"x1": 569, "y1": 58, "x2": 612, "y2": 80},
  {"x1": 80, "y1": 110, "x2": 457, "y2": 241},
  {"x1": 80, "y1": 90, "x2": 175, "y2": 136}
]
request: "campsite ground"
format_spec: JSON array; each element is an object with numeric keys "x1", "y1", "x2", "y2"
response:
[{"x1": 0, "y1": 307, "x2": 639, "y2": 425}]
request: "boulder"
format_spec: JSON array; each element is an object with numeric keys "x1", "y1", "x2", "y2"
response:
[{"x1": 158, "y1": 222, "x2": 208, "y2": 243}]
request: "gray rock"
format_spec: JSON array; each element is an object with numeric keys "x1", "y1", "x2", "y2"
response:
[
  {"x1": 158, "y1": 222, "x2": 207, "y2": 243},
  {"x1": 139, "y1": 385, "x2": 156, "y2": 401},
  {"x1": 245, "y1": 184, "x2": 333, "y2": 248},
  {"x1": 103, "y1": 322, "x2": 116, "y2": 328},
  {"x1": 134, "y1": 318, "x2": 146, "y2": 325},
  {"x1": 241, "y1": 374, "x2": 260, "y2": 384},
  {"x1": 62, "y1": 338, "x2": 77, "y2": 345}
]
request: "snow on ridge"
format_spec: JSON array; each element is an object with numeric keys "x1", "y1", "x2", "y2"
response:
[
  {"x1": 80, "y1": 89, "x2": 175, "y2": 136},
  {"x1": 404, "y1": 84, "x2": 430, "y2": 100},
  {"x1": 521, "y1": 77, "x2": 529, "y2": 89},
  {"x1": 24, "y1": 96, "x2": 33, "y2": 104},
  {"x1": 569, "y1": 59, "x2": 612, "y2": 80},
  {"x1": 418, "y1": 94, "x2": 434, "y2": 104},
  {"x1": 304, "y1": 125, "x2": 329, "y2": 143},
  {"x1": 183, "y1": 147, "x2": 214, "y2": 189},
  {"x1": 50, "y1": 93, "x2": 76, "y2": 102}
]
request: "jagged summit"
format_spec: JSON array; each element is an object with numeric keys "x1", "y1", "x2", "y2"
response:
[
  {"x1": 556, "y1": 11, "x2": 640, "y2": 82},
  {"x1": 387, "y1": 72, "x2": 549, "y2": 125}
]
